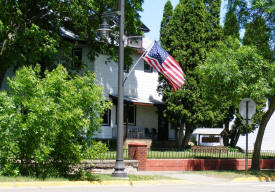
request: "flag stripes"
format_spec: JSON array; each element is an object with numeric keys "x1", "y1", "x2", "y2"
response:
[{"x1": 143, "y1": 42, "x2": 184, "y2": 91}]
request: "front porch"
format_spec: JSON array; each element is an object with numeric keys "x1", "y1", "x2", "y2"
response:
[{"x1": 126, "y1": 127, "x2": 158, "y2": 139}]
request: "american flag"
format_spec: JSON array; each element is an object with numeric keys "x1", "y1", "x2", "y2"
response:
[{"x1": 143, "y1": 42, "x2": 185, "y2": 91}]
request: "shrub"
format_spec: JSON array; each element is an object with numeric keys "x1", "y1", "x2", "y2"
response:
[{"x1": 0, "y1": 65, "x2": 111, "y2": 177}]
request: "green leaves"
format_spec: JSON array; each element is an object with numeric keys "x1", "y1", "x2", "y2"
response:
[
  {"x1": 0, "y1": 0, "x2": 144, "y2": 86},
  {"x1": 197, "y1": 37, "x2": 272, "y2": 105},
  {"x1": 0, "y1": 65, "x2": 110, "y2": 177}
]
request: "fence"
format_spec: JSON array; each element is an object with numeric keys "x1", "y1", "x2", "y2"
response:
[{"x1": 102, "y1": 149, "x2": 275, "y2": 160}]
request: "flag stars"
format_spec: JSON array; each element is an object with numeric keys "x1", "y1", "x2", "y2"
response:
[{"x1": 148, "y1": 43, "x2": 169, "y2": 65}]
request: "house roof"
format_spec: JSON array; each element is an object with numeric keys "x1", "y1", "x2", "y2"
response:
[
  {"x1": 60, "y1": 22, "x2": 150, "y2": 42},
  {"x1": 141, "y1": 23, "x2": 150, "y2": 33},
  {"x1": 109, "y1": 94, "x2": 163, "y2": 106},
  {"x1": 59, "y1": 27, "x2": 79, "y2": 40},
  {"x1": 193, "y1": 128, "x2": 225, "y2": 135}
]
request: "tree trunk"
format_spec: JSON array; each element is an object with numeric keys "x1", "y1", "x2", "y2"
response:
[
  {"x1": 174, "y1": 124, "x2": 179, "y2": 148},
  {"x1": 230, "y1": 129, "x2": 240, "y2": 147},
  {"x1": 182, "y1": 124, "x2": 193, "y2": 149},
  {"x1": 177, "y1": 124, "x2": 184, "y2": 148},
  {"x1": 223, "y1": 120, "x2": 230, "y2": 146},
  {"x1": 251, "y1": 95, "x2": 275, "y2": 170}
]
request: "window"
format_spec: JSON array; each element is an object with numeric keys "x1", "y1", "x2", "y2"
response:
[
  {"x1": 72, "y1": 48, "x2": 82, "y2": 68},
  {"x1": 144, "y1": 61, "x2": 152, "y2": 73},
  {"x1": 102, "y1": 109, "x2": 111, "y2": 126}
]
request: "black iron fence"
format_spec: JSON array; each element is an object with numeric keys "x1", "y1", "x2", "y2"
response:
[
  {"x1": 102, "y1": 149, "x2": 130, "y2": 160},
  {"x1": 102, "y1": 149, "x2": 275, "y2": 160}
]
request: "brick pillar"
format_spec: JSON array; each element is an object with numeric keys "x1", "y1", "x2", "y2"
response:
[{"x1": 128, "y1": 143, "x2": 148, "y2": 171}]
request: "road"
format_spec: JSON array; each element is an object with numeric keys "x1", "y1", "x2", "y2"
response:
[{"x1": 0, "y1": 182, "x2": 275, "y2": 192}]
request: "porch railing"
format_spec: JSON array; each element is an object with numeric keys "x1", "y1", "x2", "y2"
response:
[{"x1": 112, "y1": 127, "x2": 157, "y2": 139}]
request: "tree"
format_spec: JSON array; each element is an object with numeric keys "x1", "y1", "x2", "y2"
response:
[
  {"x1": 223, "y1": 10, "x2": 240, "y2": 39},
  {"x1": 251, "y1": 0, "x2": 274, "y2": 45},
  {"x1": 243, "y1": 16, "x2": 272, "y2": 61},
  {"x1": 0, "y1": 0, "x2": 144, "y2": 86},
  {"x1": 196, "y1": 37, "x2": 275, "y2": 169},
  {"x1": 0, "y1": 65, "x2": 111, "y2": 177},
  {"x1": 204, "y1": 0, "x2": 237, "y2": 146},
  {"x1": 160, "y1": 0, "x2": 173, "y2": 51},
  {"x1": 159, "y1": 0, "x2": 222, "y2": 148},
  {"x1": 242, "y1": 10, "x2": 273, "y2": 169},
  {"x1": 220, "y1": 1, "x2": 243, "y2": 145},
  {"x1": 204, "y1": 0, "x2": 223, "y2": 49}
]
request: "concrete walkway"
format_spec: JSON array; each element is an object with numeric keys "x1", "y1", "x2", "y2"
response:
[
  {"x1": 135, "y1": 171, "x2": 231, "y2": 184},
  {"x1": 0, "y1": 170, "x2": 274, "y2": 188}
]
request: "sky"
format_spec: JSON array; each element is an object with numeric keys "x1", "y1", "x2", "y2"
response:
[{"x1": 140, "y1": 0, "x2": 228, "y2": 41}]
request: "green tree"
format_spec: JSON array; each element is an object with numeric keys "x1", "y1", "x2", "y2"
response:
[
  {"x1": 204, "y1": 0, "x2": 236, "y2": 146},
  {"x1": 160, "y1": 0, "x2": 173, "y2": 51},
  {"x1": 242, "y1": 11, "x2": 273, "y2": 169},
  {"x1": 158, "y1": 1, "x2": 174, "y2": 99},
  {"x1": 196, "y1": 37, "x2": 275, "y2": 170},
  {"x1": 0, "y1": 65, "x2": 111, "y2": 177},
  {"x1": 252, "y1": 0, "x2": 275, "y2": 14},
  {"x1": 243, "y1": 16, "x2": 272, "y2": 60},
  {"x1": 0, "y1": 0, "x2": 144, "y2": 86},
  {"x1": 223, "y1": 10, "x2": 240, "y2": 39},
  {"x1": 204, "y1": 0, "x2": 223, "y2": 49},
  {"x1": 221, "y1": 1, "x2": 244, "y2": 145},
  {"x1": 159, "y1": 0, "x2": 222, "y2": 148}
]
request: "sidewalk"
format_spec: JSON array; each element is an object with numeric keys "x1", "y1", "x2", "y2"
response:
[
  {"x1": 134, "y1": 171, "x2": 275, "y2": 183},
  {"x1": 0, "y1": 171, "x2": 274, "y2": 188}
]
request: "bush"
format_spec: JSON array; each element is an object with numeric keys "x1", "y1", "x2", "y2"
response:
[
  {"x1": 226, "y1": 146, "x2": 242, "y2": 152},
  {"x1": 0, "y1": 65, "x2": 111, "y2": 177}
]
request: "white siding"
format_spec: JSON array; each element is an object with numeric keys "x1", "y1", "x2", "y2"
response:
[
  {"x1": 237, "y1": 112, "x2": 275, "y2": 150},
  {"x1": 88, "y1": 49, "x2": 162, "y2": 139},
  {"x1": 135, "y1": 105, "x2": 158, "y2": 129},
  {"x1": 91, "y1": 52, "x2": 161, "y2": 102}
]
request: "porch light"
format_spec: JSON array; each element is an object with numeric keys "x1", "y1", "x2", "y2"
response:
[{"x1": 97, "y1": 18, "x2": 111, "y2": 39}]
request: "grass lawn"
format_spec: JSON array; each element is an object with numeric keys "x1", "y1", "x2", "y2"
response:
[
  {"x1": 0, "y1": 176, "x2": 69, "y2": 182},
  {"x1": 183, "y1": 170, "x2": 275, "y2": 179},
  {"x1": 0, "y1": 174, "x2": 174, "y2": 182}
]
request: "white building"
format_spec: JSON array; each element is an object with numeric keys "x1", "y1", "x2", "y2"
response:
[
  {"x1": 192, "y1": 128, "x2": 225, "y2": 147},
  {"x1": 84, "y1": 38, "x2": 163, "y2": 139},
  {"x1": 237, "y1": 114, "x2": 275, "y2": 150},
  {"x1": 1, "y1": 29, "x2": 274, "y2": 150}
]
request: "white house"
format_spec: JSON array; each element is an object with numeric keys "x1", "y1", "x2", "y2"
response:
[
  {"x1": 1, "y1": 28, "x2": 274, "y2": 150},
  {"x1": 236, "y1": 113, "x2": 275, "y2": 150},
  {"x1": 85, "y1": 38, "x2": 163, "y2": 139}
]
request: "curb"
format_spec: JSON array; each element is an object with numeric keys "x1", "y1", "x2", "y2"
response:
[
  {"x1": 232, "y1": 176, "x2": 275, "y2": 182},
  {"x1": 0, "y1": 179, "x2": 185, "y2": 188}
]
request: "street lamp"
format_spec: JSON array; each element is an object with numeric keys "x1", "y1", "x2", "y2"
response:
[
  {"x1": 97, "y1": 18, "x2": 112, "y2": 39},
  {"x1": 98, "y1": 0, "x2": 127, "y2": 177}
]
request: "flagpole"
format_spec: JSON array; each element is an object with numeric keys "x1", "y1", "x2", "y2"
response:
[{"x1": 123, "y1": 41, "x2": 155, "y2": 85}]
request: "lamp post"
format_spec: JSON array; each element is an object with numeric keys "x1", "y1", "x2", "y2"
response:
[{"x1": 98, "y1": 0, "x2": 127, "y2": 177}]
